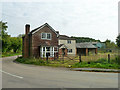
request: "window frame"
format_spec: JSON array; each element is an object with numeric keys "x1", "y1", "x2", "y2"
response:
[
  {"x1": 67, "y1": 40, "x2": 71, "y2": 44},
  {"x1": 41, "y1": 33, "x2": 51, "y2": 40}
]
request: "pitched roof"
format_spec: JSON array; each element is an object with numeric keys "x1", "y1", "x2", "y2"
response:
[
  {"x1": 58, "y1": 44, "x2": 67, "y2": 48},
  {"x1": 58, "y1": 35, "x2": 75, "y2": 40},
  {"x1": 30, "y1": 23, "x2": 58, "y2": 36},
  {"x1": 76, "y1": 42, "x2": 97, "y2": 48}
]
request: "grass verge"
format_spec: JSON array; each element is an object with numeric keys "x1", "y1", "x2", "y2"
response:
[
  {"x1": 15, "y1": 56, "x2": 120, "y2": 70},
  {"x1": 2, "y1": 52, "x2": 22, "y2": 57},
  {"x1": 72, "y1": 58, "x2": 120, "y2": 69}
]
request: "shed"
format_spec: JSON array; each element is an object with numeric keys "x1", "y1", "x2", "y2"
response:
[{"x1": 76, "y1": 42, "x2": 97, "y2": 56}]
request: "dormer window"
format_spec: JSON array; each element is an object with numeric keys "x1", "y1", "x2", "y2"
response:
[{"x1": 41, "y1": 33, "x2": 51, "y2": 40}]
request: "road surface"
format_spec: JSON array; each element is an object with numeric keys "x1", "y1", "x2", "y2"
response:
[{"x1": 1, "y1": 56, "x2": 118, "y2": 88}]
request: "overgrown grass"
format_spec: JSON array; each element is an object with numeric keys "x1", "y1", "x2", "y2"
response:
[
  {"x1": 2, "y1": 52, "x2": 22, "y2": 57},
  {"x1": 15, "y1": 57, "x2": 46, "y2": 65},
  {"x1": 72, "y1": 57, "x2": 120, "y2": 69},
  {"x1": 15, "y1": 56, "x2": 120, "y2": 69}
]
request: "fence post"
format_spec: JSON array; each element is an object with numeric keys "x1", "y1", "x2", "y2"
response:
[
  {"x1": 79, "y1": 53, "x2": 82, "y2": 63},
  {"x1": 108, "y1": 54, "x2": 110, "y2": 63},
  {"x1": 62, "y1": 52, "x2": 65, "y2": 64},
  {"x1": 46, "y1": 53, "x2": 49, "y2": 64}
]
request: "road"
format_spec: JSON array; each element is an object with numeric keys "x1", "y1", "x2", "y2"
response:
[{"x1": 1, "y1": 56, "x2": 118, "y2": 88}]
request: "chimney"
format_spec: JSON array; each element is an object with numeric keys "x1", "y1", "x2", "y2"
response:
[{"x1": 25, "y1": 24, "x2": 30, "y2": 35}]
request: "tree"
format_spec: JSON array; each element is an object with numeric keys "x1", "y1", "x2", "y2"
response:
[
  {"x1": 0, "y1": 21, "x2": 11, "y2": 52},
  {"x1": 9, "y1": 37, "x2": 22, "y2": 53},
  {"x1": 116, "y1": 34, "x2": 120, "y2": 48},
  {"x1": 0, "y1": 21, "x2": 8, "y2": 37},
  {"x1": 105, "y1": 39, "x2": 117, "y2": 49}
]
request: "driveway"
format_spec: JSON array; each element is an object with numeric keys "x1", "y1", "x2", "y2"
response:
[{"x1": 1, "y1": 56, "x2": 118, "y2": 88}]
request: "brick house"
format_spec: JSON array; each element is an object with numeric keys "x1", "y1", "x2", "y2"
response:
[
  {"x1": 23, "y1": 23, "x2": 97, "y2": 58},
  {"x1": 22, "y1": 23, "x2": 59, "y2": 58}
]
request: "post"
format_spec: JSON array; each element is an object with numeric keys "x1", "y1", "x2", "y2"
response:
[
  {"x1": 46, "y1": 53, "x2": 49, "y2": 63},
  {"x1": 86, "y1": 48, "x2": 88, "y2": 56},
  {"x1": 79, "y1": 53, "x2": 82, "y2": 63},
  {"x1": 108, "y1": 54, "x2": 110, "y2": 63},
  {"x1": 62, "y1": 52, "x2": 65, "y2": 64}
]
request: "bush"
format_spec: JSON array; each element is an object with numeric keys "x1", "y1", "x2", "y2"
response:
[{"x1": 15, "y1": 57, "x2": 46, "y2": 66}]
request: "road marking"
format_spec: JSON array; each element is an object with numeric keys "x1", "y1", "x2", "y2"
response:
[{"x1": 0, "y1": 70, "x2": 23, "y2": 79}]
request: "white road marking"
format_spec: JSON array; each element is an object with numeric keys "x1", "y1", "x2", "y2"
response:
[{"x1": 0, "y1": 70, "x2": 23, "y2": 79}]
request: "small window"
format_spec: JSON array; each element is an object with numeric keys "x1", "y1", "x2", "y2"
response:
[
  {"x1": 47, "y1": 33, "x2": 51, "y2": 39},
  {"x1": 67, "y1": 40, "x2": 71, "y2": 44},
  {"x1": 42, "y1": 33, "x2": 46, "y2": 39},
  {"x1": 68, "y1": 49, "x2": 72, "y2": 53},
  {"x1": 41, "y1": 33, "x2": 51, "y2": 40}
]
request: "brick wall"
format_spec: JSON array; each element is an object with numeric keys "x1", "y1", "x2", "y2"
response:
[{"x1": 31, "y1": 25, "x2": 58, "y2": 58}]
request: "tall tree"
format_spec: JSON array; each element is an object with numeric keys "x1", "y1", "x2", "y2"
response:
[
  {"x1": 116, "y1": 34, "x2": 120, "y2": 48},
  {"x1": 0, "y1": 21, "x2": 11, "y2": 52}
]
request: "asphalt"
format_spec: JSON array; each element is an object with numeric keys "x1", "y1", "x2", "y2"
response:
[{"x1": 1, "y1": 56, "x2": 119, "y2": 88}]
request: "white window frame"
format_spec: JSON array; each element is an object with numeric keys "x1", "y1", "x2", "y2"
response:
[
  {"x1": 41, "y1": 33, "x2": 51, "y2": 40},
  {"x1": 40, "y1": 46, "x2": 55, "y2": 57},
  {"x1": 67, "y1": 49, "x2": 72, "y2": 53},
  {"x1": 67, "y1": 40, "x2": 71, "y2": 44}
]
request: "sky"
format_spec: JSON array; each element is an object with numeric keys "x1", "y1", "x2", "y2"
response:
[{"x1": 1, "y1": 0, "x2": 119, "y2": 42}]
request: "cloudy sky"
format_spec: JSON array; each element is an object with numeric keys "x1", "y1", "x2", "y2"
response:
[{"x1": 1, "y1": 0, "x2": 119, "y2": 42}]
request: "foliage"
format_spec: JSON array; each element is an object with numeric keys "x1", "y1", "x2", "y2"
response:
[
  {"x1": 15, "y1": 57, "x2": 46, "y2": 65},
  {"x1": 72, "y1": 57, "x2": 120, "y2": 69},
  {"x1": 2, "y1": 52, "x2": 22, "y2": 57},
  {"x1": 15, "y1": 55, "x2": 120, "y2": 69},
  {"x1": 0, "y1": 21, "x2": 8, "y2": 37},
  {"x1": 71, "y1": 36, "x2": 101, "y2": 43},
  {"x1": 104, "y1": 39, "x2": 117, "y2": 49},
  {"x1": 116, "y1": 34, "x2": 120, "y2": 48},
  {"x1": 9, "y1": 37, "x2": 22, "y2": 53},
  {"x1": 1, "y1": 21, "x2": 22, "y2": 54}
]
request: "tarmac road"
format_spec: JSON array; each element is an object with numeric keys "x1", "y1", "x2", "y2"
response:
[{"x1": 1, "y1": 56, "x2": 118, "y2": 88}]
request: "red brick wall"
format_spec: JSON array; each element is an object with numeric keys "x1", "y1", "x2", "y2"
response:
[
  {"x1": 23, "y1": 35, "x2": 29, "y2": 58},
  {"x1": 31, "y1": 26, "x2": 58, "y2": 57},
  {"x1": 59, "y1": 48, "x2": 67, "y2": 57}
]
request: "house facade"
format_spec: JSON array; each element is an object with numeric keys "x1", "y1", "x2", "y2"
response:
[
  {"x1": 58, "y1": 35, "x2": 76, "y2": 56},
  {"x1": 22, "y1": 23, "x2": 98, "y2": 58},
  {"x1": 23, "y1": 23, "x2": 59, "y2": 58}
]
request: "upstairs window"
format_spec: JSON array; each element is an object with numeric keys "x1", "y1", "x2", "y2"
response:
[
  {"x1": 42, "y1": 33, "x2": 46, "y2": 39},
  {"x1": 47, "y1": 33, "x2": 51, "y2": 39},
  {"x1": 41, "y1": 33, "x2": 51, "y2": 40},
  {"x1": 67, "y1": 40, "x2": 71, "y2": 44}
]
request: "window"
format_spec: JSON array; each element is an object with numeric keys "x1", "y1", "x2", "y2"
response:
[
  {"x1": 46, "y1": 47, "x2": 50, "y2": 51},
  {"x1": 42, "y1": 33, "x2": 46, "y2": 39},
  {"x1": 41, "y1": 33, "x2": 51, "y2": 40},
  {"x1": 47, "y1": 33, "x2": 51, "y2": 39},
  {"x1": 68, "y1": 49, "x2": 72, "y2": 53},
  {"x1": 67, "y1": 40, "x2": 71, "y2": 44},
  {"x1": 41, "y1": 47, "x2": 55, "y2": 57}
]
